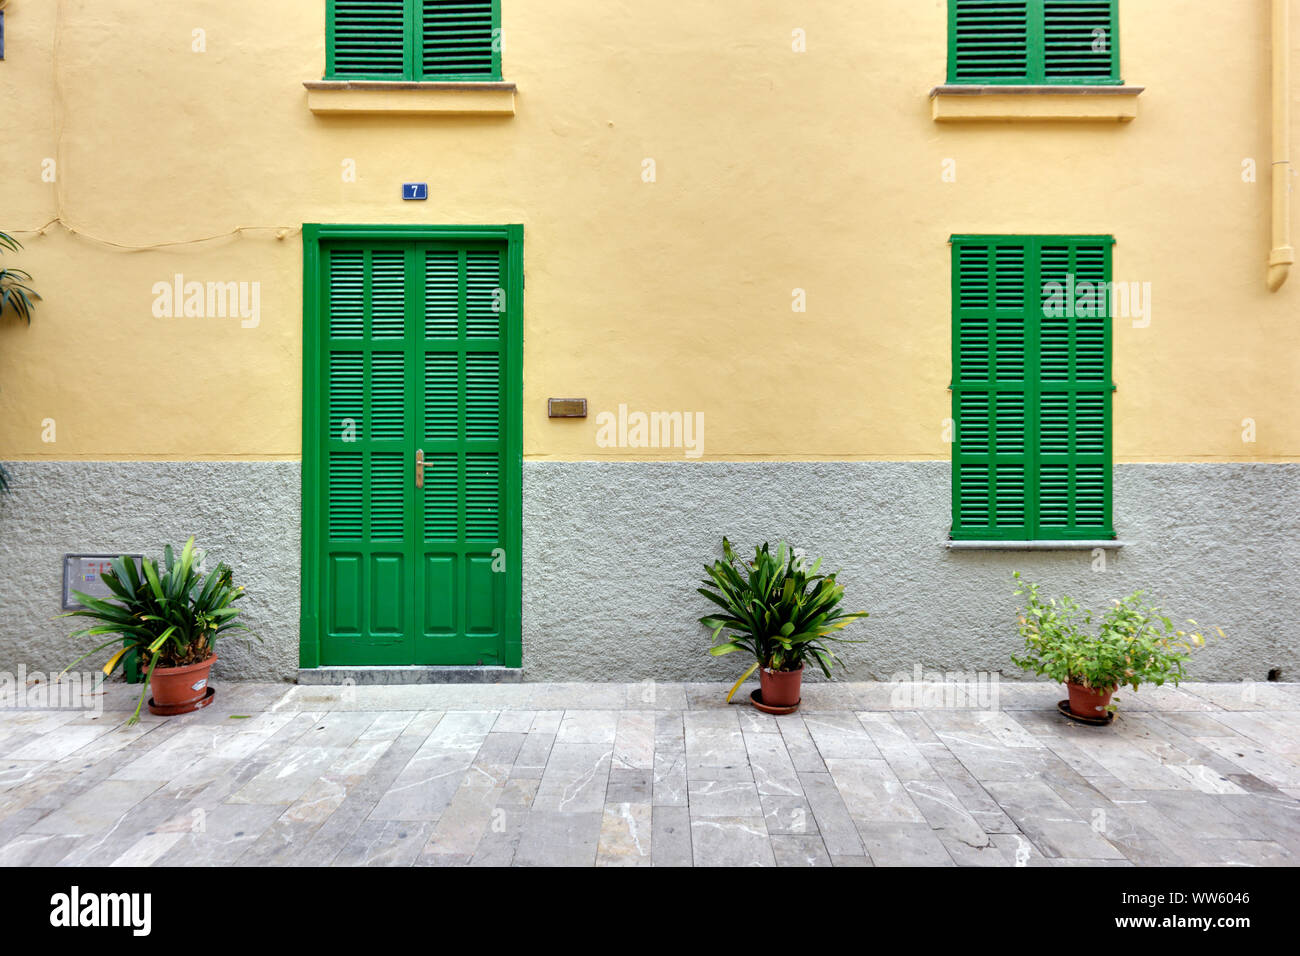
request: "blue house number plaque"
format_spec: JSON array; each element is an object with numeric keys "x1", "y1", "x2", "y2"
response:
[{"x1": 402, "y1": 183, "x2": 428, "y2": 200}]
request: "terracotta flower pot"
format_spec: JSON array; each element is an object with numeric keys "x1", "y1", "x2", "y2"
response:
[
  {"x1": 1066, "y1": 680, "x2": 1114, "y2": 719},
  {"x1": 759, "y1": 664, "x2": 803, "y2": 708},
  {"x1": 149, "y1": 655, "x2": 216, "y2": 710}
]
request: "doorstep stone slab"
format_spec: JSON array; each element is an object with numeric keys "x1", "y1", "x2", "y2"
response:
[{"x1": 297, "y1": 666, "x2": 523, "y2": 685}]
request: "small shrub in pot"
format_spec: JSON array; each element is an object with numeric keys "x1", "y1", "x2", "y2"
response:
[{"x1": 1010, "y1": 572, "x2": 1220, "y2": 719}]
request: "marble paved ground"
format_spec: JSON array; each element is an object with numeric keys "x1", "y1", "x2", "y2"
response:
[{"x1": 1, "y1": 680, "x2": 1298, "y2": 867}]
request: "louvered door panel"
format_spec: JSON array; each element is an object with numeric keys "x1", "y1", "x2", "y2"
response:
[
  {"x1": 425, "y1": 252, "x2": 460, "y2": 338},
  {"x1": 328, "y1": 252, "x2": 365, "y2": 338},
  {"x1": 465, "y1": 353, "x2": 501, "y2": 440},
  {"x1": 321, "y1": 246, "x2": 415, "y2": 663},
  {"x1": 465, "y1": 250, "x2": 503, "y2": 338},
  {"x1": 371, "y1": 352, "x2": 406, "y2": 441},
  {"x1": 328, "y1": 452, "x2": 364, "y2": 539},
  {"x1": 370, "y1": 251, "x2": 407, "y2": 339},
  {"x1": 416, "y1": 243, "x2": 508, "y2": 659}
]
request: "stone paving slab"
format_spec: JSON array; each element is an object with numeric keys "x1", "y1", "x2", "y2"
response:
[{"x1": 0, "y1": 680, "x2": 1298, "y2": 866}]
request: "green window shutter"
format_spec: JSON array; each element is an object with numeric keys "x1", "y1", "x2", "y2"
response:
[
  {"x1": 951, "y1": 235, "x2": 1114, "y2": 540},
  {"x1": 327, "y1": 0, "x2": 500, "y2": 81},
  {"x1": 1036, "y1": 239, "x2": 1112, "y2": 536},
  {"x1": 950, "y1": 1, "x2": 1030, "y2": 84},
  {"x1": 327, "y1": 0, "x2": 412, "y2": 79},
  {"x1": 947, "y1": 0, "x2": 1120, "y2": 85},
  {"x1": 951, "y1": 240, "x2": 1032, "y2": 538},
  {"x1": 1042, "y1": 0, "x2": 1119, "y2": 82},
  {"x1": 419, "y1": 0, "x2": 499, "y2": 80}
]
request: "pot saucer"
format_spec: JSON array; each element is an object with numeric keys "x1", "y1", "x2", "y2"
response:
[
  {"x1": 147, "y1": 686, "x2": 216, "y2": 717},
  {"x1": 750, "y1": 689, "x2": 799, "y2": 715},
  {"x1": 1057, "y1": 698, "x2": 1115, "y2": 726}
]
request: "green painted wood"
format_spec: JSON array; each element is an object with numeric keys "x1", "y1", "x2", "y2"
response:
[
  {"x1": 301, "y1": 225, "x2": 522, "y2": 669},
  {"x1": 326, "y1": 0, "x2": 500, "y2": 81},
  {"x1": 948, "y1": 0, "x2": 1120, "y2": 85},
  {"x1": 418, "y1": 0, "x2": 500, "y2": 80},
  {"x1": 950, "y1": 235, "x2": 1115, "y2": 541},
  {"x1": 327, "y1": 0, "x2": 412, "y2": 80}
]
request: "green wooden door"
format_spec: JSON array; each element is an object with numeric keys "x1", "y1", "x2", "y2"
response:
[
  {"x1": 303, "y1": 228, "x2": 521, "y2": 668},
  {"x1": 413, "y1": 243, "x2": 511, "y2": 664}
]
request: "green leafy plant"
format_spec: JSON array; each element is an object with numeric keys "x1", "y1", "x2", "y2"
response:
[
  {"x1": 0, "y1": 231, "x2": 40, "y2": 495},
  {"x1": 1010, "y1": 572, "x2": 1221, "y2": 710},
  {"x1": 0, "y1": 232, "x2": 40, "y2": 325},
  {"x1": 700, "y1": 538, "x2": 869, "y2": 702},
  {"x1": 59, "y1": 537, "x2": 256, "y2": 723}
]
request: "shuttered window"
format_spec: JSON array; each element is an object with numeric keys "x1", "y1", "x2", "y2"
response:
[
  {"x1": 326, "y1": 0, "x2": 500, "y2": 81},
  {"x1": 947, "y1": 0, "x2": 1120, "y2": 85},
  {"x1": 950, "y1": 235, "x2": 1115, "y2": 540}
]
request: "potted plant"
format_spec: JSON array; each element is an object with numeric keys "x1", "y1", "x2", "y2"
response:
[
  {"x1": 60, "y1": 537, "x2": 255, "y2": 723},
  {"x1": 1010, "y1": 572, "x2": 1220, "y2": 721},
  {"x1": 699, "y1": 538, "x2": 868, "y2": 712}
]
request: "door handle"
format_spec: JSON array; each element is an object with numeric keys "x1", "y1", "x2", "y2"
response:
[{"x1": 415, "y1": 449, "x2": 425, "y2": 489}]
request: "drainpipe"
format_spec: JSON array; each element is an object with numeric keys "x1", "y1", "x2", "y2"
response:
[{"x1": 1268, "y1": 0, "x2": 1294, "y2": 292}]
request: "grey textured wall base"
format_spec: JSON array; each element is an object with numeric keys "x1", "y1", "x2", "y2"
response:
[
  {"x1": 521, "y1": 461, "x2": 1300, "y2": 683},
  {"x1": 0, "y1": 461, "x2": 300, "y2": 682},
  {"x1": 2, "y1": 460, "x2": 1295, "y2": 685}
]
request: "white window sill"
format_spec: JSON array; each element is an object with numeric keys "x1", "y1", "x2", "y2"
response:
[
  {"x1": 304, "y1": 81, "x2": 516, "y2": 116},
  {"x1": 946, "y1": 540, "x2": 1127, "y2": 551},
  {"x1": 930, "y1": 84, "x2": 1143, "y2": 122}
]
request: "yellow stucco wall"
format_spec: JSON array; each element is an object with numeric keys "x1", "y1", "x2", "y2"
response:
[{"x1": 0, "y1": 1, "x2": 1296, "y2": 462}]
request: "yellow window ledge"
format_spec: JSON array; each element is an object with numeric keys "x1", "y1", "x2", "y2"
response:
[
  {"x1": 930, "y1": 85, "x2": 1143, "y2": 123},
  {"x1": 304, "y1": 81, "x2": 516, "y2": 116}
]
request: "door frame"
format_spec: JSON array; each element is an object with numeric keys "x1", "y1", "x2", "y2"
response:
[{"x1": 299, "y1": 223, "x2": 524, "y2": 669}]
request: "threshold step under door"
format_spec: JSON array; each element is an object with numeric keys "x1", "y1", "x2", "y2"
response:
[{"x1": 297, "y1": 666, "x2": 522, "y2": 686}]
